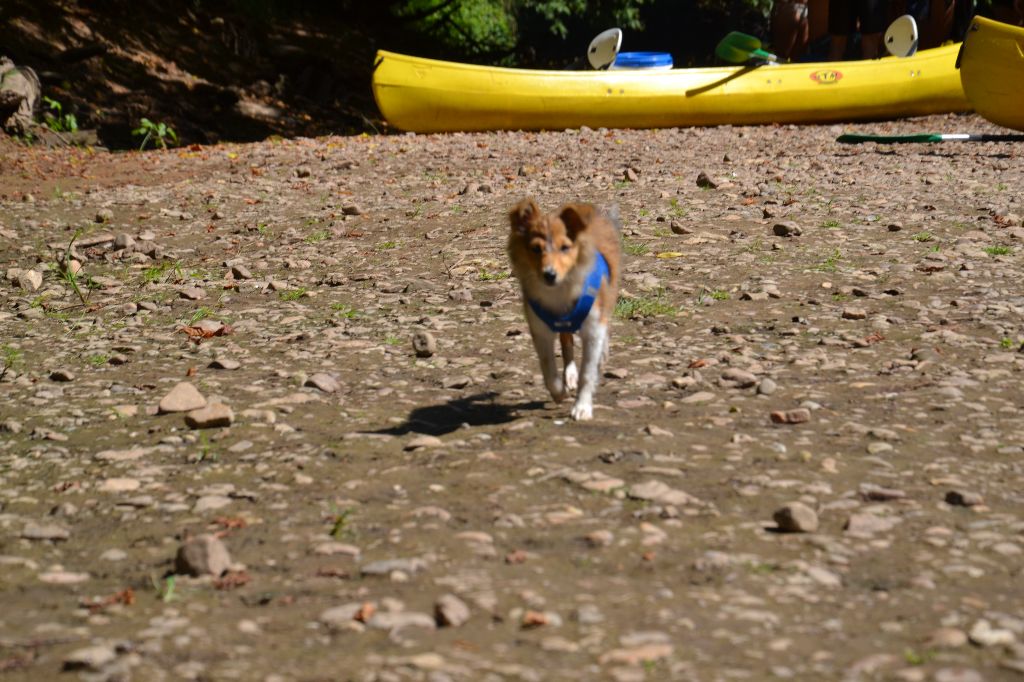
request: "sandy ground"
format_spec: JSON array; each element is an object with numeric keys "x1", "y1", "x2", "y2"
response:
[{"x1": 1, "y1": 113, "x2": 1023, "y2": 681}]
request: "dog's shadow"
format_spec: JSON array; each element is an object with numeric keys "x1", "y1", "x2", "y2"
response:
[{"x1": 369, "y1": 391, "x2": 546, "y2": 437}]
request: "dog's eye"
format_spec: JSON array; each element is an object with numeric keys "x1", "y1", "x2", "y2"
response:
[
  {"x1": 531, "y1": 244, "x2": 543, "y2": 254},
  {"x1": 560, "y1": 244, "x2": 571, "y2": 253}
]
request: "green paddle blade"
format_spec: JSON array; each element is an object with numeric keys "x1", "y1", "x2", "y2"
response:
[
  {"x1": 716, "y1": 32, "x2": 778, "y2": 63},
  {"x1": 837, "y1": 133, "x2": 943, "y2": 143}
]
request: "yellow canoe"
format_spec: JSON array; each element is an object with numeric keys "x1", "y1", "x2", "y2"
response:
[
  {"x1": 372, "y1": 45, "x2": 969, "y2": 133},
  {"x1": 959, "y1": 16, "x2": 1024, "y2": 132}
]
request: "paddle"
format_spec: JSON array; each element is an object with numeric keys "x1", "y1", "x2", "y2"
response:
[
  {"x1": 884, "y1": 14, "x2": 919, "y2": 57},
  {"x1": 715, "y1": 32, "x2": 778, "y2": 64},
  {"x1": 838, "y1": 132, "x2": 1024, "y2": 143},
  {"x1": 587, "y1": 28, "x2": 622, "y2": 70}
]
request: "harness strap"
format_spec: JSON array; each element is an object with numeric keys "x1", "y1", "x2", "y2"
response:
[{"x1": 528, "y1": 253, "x2": 609, "y2": 333}]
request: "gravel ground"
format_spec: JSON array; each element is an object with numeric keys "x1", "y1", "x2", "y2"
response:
[{"x1": 1, "y1": 113, "x2": 1023, "y2": 682}]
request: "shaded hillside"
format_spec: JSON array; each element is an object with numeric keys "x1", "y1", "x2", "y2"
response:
[{"x1": 0, "y1": 0, "x2": 388, "y2": 147}]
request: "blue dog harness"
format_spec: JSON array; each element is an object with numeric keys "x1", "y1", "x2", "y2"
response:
[{"x1": 528, "y1": 253, "x2": 610, "y2": 333}]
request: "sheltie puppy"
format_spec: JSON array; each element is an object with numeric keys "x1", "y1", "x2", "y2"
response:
[{"x1": 508, "y1": 198, "x2": 622, "y2": 421}]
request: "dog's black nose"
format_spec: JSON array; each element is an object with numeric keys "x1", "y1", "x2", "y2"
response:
[{"x1": 543, "y1": 268, "x2": 557, "y2": 284}]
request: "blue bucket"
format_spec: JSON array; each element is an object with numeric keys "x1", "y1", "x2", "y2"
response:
[{"x1": 611, "y1": 51, "x2": 673, "y2": 70}]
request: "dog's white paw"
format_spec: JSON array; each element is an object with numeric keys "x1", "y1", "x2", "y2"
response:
[
  {"x1": 563, "y1": 362, "x2": 578, "y2": 392},
  {"x1": 570, "y1": 400, "x2": 593, "y2": 421}
]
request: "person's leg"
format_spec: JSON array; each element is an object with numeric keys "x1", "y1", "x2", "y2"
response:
[
  {"x1": 859, "y1": 0, "x2": 887, "y2": 58},
  {"x1": 828, "y1": 0, "x2": 853, "y2": 59}
]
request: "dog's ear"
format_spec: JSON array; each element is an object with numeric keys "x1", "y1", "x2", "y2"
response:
[
  {"x1": 510, "y1": 198, "x2": 540, "y2": 235},
  {"x1": 559, "y1": 203, "x2": 597, "y2": 239}
]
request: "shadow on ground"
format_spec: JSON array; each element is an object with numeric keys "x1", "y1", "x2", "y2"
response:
[{"x1": 371, "y1": 392, "x2": 546, "y2": 437}]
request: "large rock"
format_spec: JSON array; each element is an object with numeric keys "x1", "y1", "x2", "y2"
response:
[
  {"x1": 158, "y1": 382, "x2": 207, "y2": 413},
  {"x1": 0, "y1": 58, "x2": 41, "y2": 134},
  {"x1": 175, "y1": 534, "x2": 231, "y2": 576},
  {"x1": 773, "y1": 502, "x2": 819, "y2": 533}
]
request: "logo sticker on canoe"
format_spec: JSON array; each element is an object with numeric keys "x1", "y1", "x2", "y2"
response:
[{"x1": 810, "y1": 69, "x2": 842, "y2": 84}]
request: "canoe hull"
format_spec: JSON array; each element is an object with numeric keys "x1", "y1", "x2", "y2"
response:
[
  {"x1": 372, "y1": 45, "x2": 969, "y2": 133},
  {"x1": 959, "y1": 16, "x2": 1024, "y2": 132}
]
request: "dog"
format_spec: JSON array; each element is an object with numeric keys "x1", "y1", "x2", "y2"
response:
[{"x1": 508, "y1": 198, "x2": 621, "y2": 421}]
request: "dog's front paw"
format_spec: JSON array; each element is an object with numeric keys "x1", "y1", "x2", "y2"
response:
[
  {"x1": 570, "y1": 400, "x2": 593, "y2": 421},
  {"x1": 563, "y1": 362, "x2": 578, "y2": 393},
  {"x1": 547, "y1": 379, "x2": 568, "y2": 403}
]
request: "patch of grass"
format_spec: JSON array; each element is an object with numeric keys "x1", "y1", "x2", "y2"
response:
[
  {"x1": 152, "y1": 574, "x2": 177, "y2": 603},
  {"x1": 668, "y1": 198, "x2": 686, "y2": 217},
  {"x1": 141, "y1": 260, "x2": 180, "y2": 285},
  {"x1": 999, "y1": 337, "x2": 1020, "y2": 349},
  {"x1": 331, "y1": 303, "x2": 359, "y2": 318},
  {"x1": 477, "y1": 270, "x2": 510, "y2": 281},
  {"x1": 747, "y1": 561, "x2": 778, "y2": 574},
  {"x1": 196, "y1": 432, "x2": 218, "y2": 463},
  {"x1": 822, "y1": 219, "x2": 841, "y2": 228},
  {"x1": 710, "y1": 290, "x2": 730, "y2": 301},
  {"x1": 42, "y1": 96, "x2": 78, "y2": 133},
  {"x1": 305, "y1": 230, "x2": 330, "y2": 244},
  {"x1": 188, "y1": 307, "x2": 213, "y2": 325},
  {"x1": 1, "y1": 344, "x2": 23, "y2": 380},
  {"x1": 612, "y1": 180, "x2": 630, "y2": 190},
  {"x1": 985, "y1": 245, "x2": 1012, "y2": 256},
  {"x1": 638, "y1": 208, "x2": 649, "y2": 217},
  {"x1": 87, "y1": 353, "x2": 109, "y2": 367},
  {"x1": 383, "y1": 335, "x2": 402, "y2": 345},
  {"x1": 615, "y1": 289, "x2": 678, "y2": 319},
  {"x1": 903, "y1": 648, "x2": 934, "y2": 666},
  {"x1": 132, "y1": 118, "x2": 178, "y2": 151},
  {"x1": 279, "y1": 288, "x2": 307, "y2": 302},
  {"x1": 328, "y1": 507, "x2": 355, "y2": 538},
  {"x1": 912, "y1": 231, "x2": 934, "y2": 242},
  {"x1": 56, "y1": 230, "x2": 92, "y2": 306},
  {"x1": 812, "y1": 248, "x2": 842, "y2": 273},
  {"x1": 624, "y1": 240, "x2": 649, "y2": 256},
  {"x1": 376, "y1": 241, "x2": 398, "y2": 251}
]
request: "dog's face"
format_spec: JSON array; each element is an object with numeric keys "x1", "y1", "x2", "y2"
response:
[{"x1": 509, "y1": 199, "x2": 596, "y2": 286}]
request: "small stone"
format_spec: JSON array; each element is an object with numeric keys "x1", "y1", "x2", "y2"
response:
[
  {"x1": 179, "y1": 286, "x2": 206, "y2": 300},
  {"x1": 231, "y1": 264, "x2": 253, "y2": 280},
  {"x1": 209, "y1": 358, "x2": 241, "y2": 370},
  {"x1": 757, "y1": 378, "x2": 778, "y2": 395},
  {"x1": 435, "y1": 593, "x2": 471, "y2": 627},
  {"x1": 113, "y1": 233, "x2": 135, "y2": 250},
  {"x1": 770, "y1": 408, "x2": 810, "y2": 424},
  {"x1": 442, "y1": 375, "x2": 471, "y2": 389},
  {"x1": 670, "y1": 220, "x2": 691, "y2": 235},
  {"x1": 844, "y1": 513, "x2": 900, "y2": 536},
  {"x1": 184, "y1": 403, "x2": 234, "y2": 429},
  {"x1": 366, "y1": 611, "x2": 436, "y2": 631},
  {"x1": 158, "y1": 382, "x2": 207, "y2": 413},
  {"x1": 968, "y1": 619, "x2": 1016, "y2": 647},
  {"x1": 842, "y1": 307, "x2": 868, "y2": 320},
  {"x1": 680, "y1": 390, "x2": 715, "y2": 404},
  {"x1": 98, "y1": 477, "x2": 141, "y2": 493},
  {"x1": 95, "y1": 208, "x2": 114, "y2": 223},
  {"x1": 927, "y1": 628, "x2": 968, "y2": 648},
  {"x1": 22, "y1": 521, "x2": 70, "y2": 541},
  {"x1": 585, "y1": 530, "x2": 614, "y2": 547},
  {"x1": 341, "y1": 203, "x2": 363, "y2": 216},
  {"x1": 305, "y1": 373, "x2": 340, "y2": 393},
  {"x1": 63, "y1": 644, "x2": 116, "y2": 671},
  {"x1": 295, "y1": 166, "x2": 312, "y2": 178},
  {"x1": 175, "y1": 534, "x2": 232, "y2": 576},
  {"x1": 18, "y1": 270, "x2": 43, "y2": 291},
  {"x1": 696, "y1": 171, "x2": 717, "y2": 189},
  {"x1": 405, "y1": 434, "x2": 443, "y2": 450},
  {"x1": 887, "y1": 222, "x2": 903, "y2": 232},
  {"x1": 773, "y1": 222, "x2": 802, "y2": 237},
  {"x1": 720, "y1": 368, "x2": 757, "y2": 388},
  {"x1": 945, "y1": 490, "x2": 983, "y2": 507},
  {"x1": 412, "y1": 331, "x2": 436, "y2": 358},
  {"x1": 49, "y1": 368, "x2": 75, "y2": 382},
  {"x1": 773, "y1": 502, "x2": 819, "y2": 533}
]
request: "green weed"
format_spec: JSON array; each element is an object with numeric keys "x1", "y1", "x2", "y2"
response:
[
  {"x1": 42, "y1": 96, "x2": 78, "y2": 133},
  {"x1": 328, "y1": 507, "x2": 355, "y2": 538},
  {"x1": 624, "y1": 240, "x2": 649, "y2": 256},
  {"x1": 615, "y1": 290, "x2": 678, "y2": 319},
  {"x1": 812, "y1": 248, "x2": 842, "y2": 273},
  {"x1": 822, "y1": 219, "x2": 840, "y2": 228},
  {"x1": 331, "y1": 303, "x2": 359, "y2": 318},
  {"x1": 668, "y1": 198, "x2": 687, "y2": 217},
  {"x1": 188, "y1": 307, "x2": 213, "y2": 325},
  {"x1": 87, "y1": 353, "x2": 109, "y2": 367},
  {"x1": 132, "y1": 118, "x2": 178, "y2": 151},
  {"x1": 279, "y1": 288, "x2": 307, "y2": 302},
  {"x1": 985, "y1": 245, "x2": 1012, "y2": 256},
  {"x1": 477, "y1": 270, "x2": 510, "y2": 281},
  {"x1": 710, "y1": 290, "x2": 730, "y2": 301},
  {"x1": 376, "y1": 241, "x2": 398, "y2": 251},
  {"x1": 305, "y1": 230, "x2": 330, "y2": 244},
  {"x1": 1, "y1": 345, "x2": 23, "y2": 380},
  {"x1": 912, "y1": 231, "x2": 934, "y2": 242}
]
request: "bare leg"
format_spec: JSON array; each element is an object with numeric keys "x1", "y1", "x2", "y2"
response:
[
  {"x1": 828, "y1": 34, "x2": 848, "y2": 60},
  {"x1": 560, "y1": 332, "x2": 578, "y2": 392},
  {"x1": 527, "y1": 310, "x2": 567, "y2": 402},
  {"x1": 571, "y1": 319, "x2": 609, "y2": 421}
]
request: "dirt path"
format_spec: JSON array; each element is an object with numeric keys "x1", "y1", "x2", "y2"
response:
[{"x1": 1, "y1": 115, "x2": 1023, "y2": 681}]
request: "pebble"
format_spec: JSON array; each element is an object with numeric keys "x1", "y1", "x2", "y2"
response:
[
  {"x1": 695, "y1": 171, "x2": 717, "y2": 189},
  {"x1": 412, "y1": 331, "x2": 437, "y2": 357},
  {"x1": 945, "y1": 490, "x2": 983, "y2": 507},
  {"x1": 435, "y1": 593, "x2": 471, "y2": 627},
  {"x1": 405, "y1": 434, "x2": 443, "y2": 450},
  {"x1": 95, "y1": 208, "x2": 114, "y2": 223},
  {"x1": 113, "y1": 233, "x2": 135, "y2": 250},
  {"x1": 179, "y1": 286, "x2": 206, "y2": 300},
  {"x1": 63, "y1": 644, "x2": 117, "y2": 671},
  {"x1": 22, "y1": 521, "x2": 70, "y2": 541},
  {"x1": 770, "y1": 408, "x2": 810, "y2": 424},
  {"x1": 175, "y1": 534, "x2": 232, "y2": 576},
  {"x1": 927, "y1": 627, "x2": 968, "y2": 648},
  {"x1": 773, "y1": 502, "x2": 819, "y2": 533},
  {"x1": 184, "y1": 402, "x2": 234, "y2": 429},
  {"x1": 773, "y1": 221, "x2": 802, "y2": 237},
  {"x1": 968, "y1": 619, "x2": 1016, "y2": 647},
  {"x1": 231, "y1": 264, "x2": 253, "y2": 279},
  {"x1": 305, "y1": 373, "x2": 340, "y2": 393},
  {"x1": 209, "y1": 358, "x2": 241, "y2": 370},
  {"x1": 18, "y1": 269, "x2": 43, "y2": 291},
  {"x1": 720, "y1": 368, "x2": 757, "y2": 388},
  {"x1": 49, "y1": 368, "x2": 75, "y2": 382},
  {"x1": 158, "y1": 382, "x2": 207, "y2": 413},
  {"x1": 757, "y1": 378, "x2": 778, "y2": 395}
]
